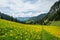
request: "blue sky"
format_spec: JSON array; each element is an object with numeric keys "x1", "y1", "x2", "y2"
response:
[{"x1": 0, "y1": 0, "x2": 58, "y2": 17}]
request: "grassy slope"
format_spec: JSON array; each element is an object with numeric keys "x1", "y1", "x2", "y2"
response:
[
  {"x1": 50, "y1": 21, "x2": 60, "y2": 26},
  {"x1": 0, "y1": 19, "x2": 60, "y2": 40}
]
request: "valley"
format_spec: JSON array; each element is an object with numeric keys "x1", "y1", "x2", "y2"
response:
[
  {"x1": 0, "y1": 19, "x2": 60, "y2": 40},
  {"x1": 0, "y1": 0, "x2": 60, "y2": 40}
]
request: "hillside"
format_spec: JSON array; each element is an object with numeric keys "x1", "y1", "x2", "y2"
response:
[
  {"x1": 0, "y1": 12, "x2": 15, "y2": 21},
  {"x1": 0, "y1": 19, "x2": 60, "y2": 40},
  {"x1": 16, "y1": 17, "x2": 30, "y2": 23},
  {"x1": 16, "y1": 13, "x2": 46, "y2": 24},
  {"x1": 41, "y1": 0, "x2": 60, "y2": 25},
  {"x1": 0, "y1": 12, "x2": 22, "y2": 23},
  {"x1": 49, "y1": 21, "x2": 60, "y2": 26},
  {"x1": 29, "y1": 13, "x2": 47, "y2": 24}
]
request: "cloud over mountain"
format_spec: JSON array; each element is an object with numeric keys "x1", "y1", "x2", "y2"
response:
[{"x1": 0, "y1": 0, "x2": 58, "y2": 17}]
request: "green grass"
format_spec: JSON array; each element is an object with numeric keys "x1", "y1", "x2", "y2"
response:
[
  {"x1": 0, "y1": 19, "x2": 60, "y2": 40},
  {"x1": 41, "y1": 30, "x2": 60, "y2": 40},
  {"x1": 50, "y1": 21, "x2": 60, "y2": 26}
]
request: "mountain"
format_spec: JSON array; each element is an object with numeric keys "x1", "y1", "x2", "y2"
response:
[
  {"x1": 41, "y1": 0, "x2": 60, "y2": 25},
  {"x1": 30, "y1": 13, "x2": 47, "y2": 21},
  {"x1": 28, "y1": 13, "x2": 47, "y2": 24},
  {"x1": 16, "y1": 13, "x2": 47, "y2": 24},
  {"x1": 16, "y1": 17, "x2": 30, "y2": 23},
  {"x1": 0, "y1": 12, "x2": 46, "y2": 24},
  {"x1": 0, "y1": 12, "x2": 19, "y2": 22},
  {"x1": 17, "y1": 13, "x2": 46, "y2": 24},
  {"x1": 0, "y1": 12, "x2": 10, "y2": 20}
]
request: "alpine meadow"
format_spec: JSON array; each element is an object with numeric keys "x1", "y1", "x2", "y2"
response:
[{"x1": 0, "y1": 0, "x2": 60, "y2": 40}]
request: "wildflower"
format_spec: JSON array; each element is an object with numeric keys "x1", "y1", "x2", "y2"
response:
[
  {"x1": 10, "y1": 34, "x2": 14, "y2": 36},
  {"x1": 26, "y1": 38, "x2": 29, "y2": 40},
  {"x1": 10, "y1": 30, "x2": 13, "y2": 32},
  {"x1": 16, "y1": 36, "x2": 18, "y2": 39},
  {"x1": 25, "y1": 32, "x2": 28, "y2": 34},
  {"x1": 2, "y1": 35, "x2": 5, "y2": 37}
]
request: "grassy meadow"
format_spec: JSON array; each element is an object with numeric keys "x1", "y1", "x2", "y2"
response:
[
  {"x1": 0, "y1": 19, "x2": 60, "y2": 40},
  {"x1": 50, "y1": 21, "x2": 60, "y2": 26}
]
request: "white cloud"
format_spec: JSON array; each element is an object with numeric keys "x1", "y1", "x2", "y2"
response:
[{"x1": 0, "y1": 0, "x2": 58, "y2": 17}]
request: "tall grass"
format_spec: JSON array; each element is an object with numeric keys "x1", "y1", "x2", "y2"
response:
[{"x1": 0, "y1": 19, "x2": 60, "y2": 40}]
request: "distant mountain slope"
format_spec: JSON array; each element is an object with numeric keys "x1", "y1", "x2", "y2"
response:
[
  {"x1": 0, "y1": 12, "x2": 19, "y2": 22},
  {"x1": 41, "y1": 0, "x2": 60, "y2": 25},
  {"x1": 17, "y1": 13, "x2": 47, "y2": 24},
  {"x1": 27, "y1": 13, "x2": 47, "y2": 24},
  {"x1": 0, "y1": 12, "x2": 13, "y2": 20},
  {"x1": 30, "y1": 13, "x2": 47, "y2": 21},
  {"x1": 16, "y1": 17, "x2": 30, "y2": 23}
]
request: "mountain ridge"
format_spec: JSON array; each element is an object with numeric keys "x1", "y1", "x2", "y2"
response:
[
  {"x1": 16, "y1": 13, "x2": 47, "y2": 24},
  {"x1": 41, "y1": 0, "x2": 60, "y2": 25}
]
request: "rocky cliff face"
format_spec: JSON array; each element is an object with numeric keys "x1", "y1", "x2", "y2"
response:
[{"x1": 41, "y1": 0, "x2": 60, "y2": 25}]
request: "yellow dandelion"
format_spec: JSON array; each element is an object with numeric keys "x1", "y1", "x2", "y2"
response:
[
  {"x1": 20, "y1": 33, "x2": 22, "y2": 36},
  {"x1": 35, "y1": 29, "x2": 40, "y2": 32},
  {"x1": 5, "y1": 33, "x2": 7, "y2": 35},
  {"x1": 25, "y1": 32, "x2": 28, "y2": 34},
  {"x1": 2, "y1": 35, "x2": 6, "y2": 37},
  {"x1": 44, "y1": 26, "x2": 60, "y2": 38},
  {"x1": 16, "y1": 36, "x2": 18, "y2": 39},
  {"x1": 26, "y1": 38, "x2": 29, "y2": 40},
  {"x1": 10, "y1": 34, "x2": 14, "y2": 36},
  {"x1": 36, "y1": 35, "x2": 41, "y2": 39},
  {"x1": 10, "y1": 30, "x2": 13, "y2": 32}
]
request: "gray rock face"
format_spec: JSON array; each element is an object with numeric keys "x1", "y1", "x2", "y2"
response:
[{"x1": 41, "y1": 1, "x2": 60, "y2": 24}]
